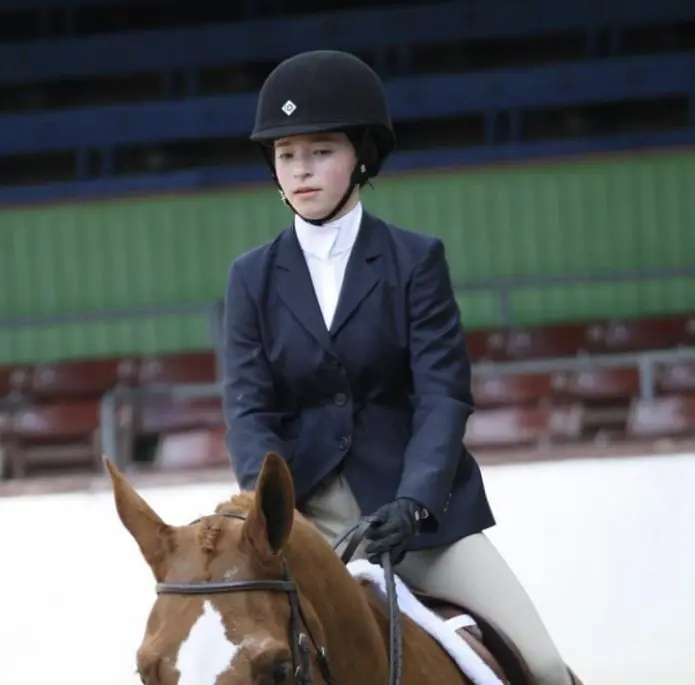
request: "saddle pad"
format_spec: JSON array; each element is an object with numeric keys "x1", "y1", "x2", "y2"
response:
[{"x1": 347, "y1": 559, "x2": 505, "y2": 685}]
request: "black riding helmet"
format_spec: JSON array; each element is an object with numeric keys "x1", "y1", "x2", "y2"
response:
[{"x1": 250, "y1": 50, "x2": 396, "y2": 225}]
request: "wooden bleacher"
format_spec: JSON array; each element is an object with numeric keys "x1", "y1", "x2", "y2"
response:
[{"x1": 0, "y1": 312, "x2": 694, "y2": 481}]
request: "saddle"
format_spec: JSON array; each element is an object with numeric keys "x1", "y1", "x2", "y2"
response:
[
  {"x1": 408, "y1": 588, "x2": 583, "y2": 685},
  {"x1": 332, "y1": 520, "x2": 582, "y2": 685}
]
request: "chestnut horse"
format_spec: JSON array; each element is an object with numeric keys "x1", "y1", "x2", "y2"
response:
[{"x1": 105, "y1": 453, "x2": 581, "y2": 685}]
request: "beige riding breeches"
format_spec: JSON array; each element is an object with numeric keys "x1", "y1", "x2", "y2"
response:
[{"x1": 301, "y1": 474, "x2": 573, "y2": 685}]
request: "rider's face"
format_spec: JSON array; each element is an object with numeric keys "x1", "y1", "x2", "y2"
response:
[{"x1": 273, "y1": 132, "x2": 359, "y2": 221}]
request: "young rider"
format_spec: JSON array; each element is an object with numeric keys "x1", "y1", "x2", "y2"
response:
[{"x1": 222, "y1": 49, "x2": 575, "y2": 685}]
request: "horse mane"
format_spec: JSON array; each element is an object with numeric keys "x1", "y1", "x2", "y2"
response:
[{"x1": 215, "y1": 491, "x2": 255, "y2": 517}]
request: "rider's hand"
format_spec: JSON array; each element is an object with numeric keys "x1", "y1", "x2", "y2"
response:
[{"x1": 364, "y1": 498, "x2": 423, "y2": 565}]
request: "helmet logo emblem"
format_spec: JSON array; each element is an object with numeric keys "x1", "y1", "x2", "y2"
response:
[{"x1": 281, "y1": 100, "x2": 297, "y2": 116}]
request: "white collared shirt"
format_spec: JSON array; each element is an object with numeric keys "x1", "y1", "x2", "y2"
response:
[{"x1": 294, "y1": 202, "x2": 363, "y2": 330}]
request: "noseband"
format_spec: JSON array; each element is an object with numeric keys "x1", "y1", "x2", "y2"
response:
[{"x1": 155, "y1": 512, "x2": 402, "y2": 685}]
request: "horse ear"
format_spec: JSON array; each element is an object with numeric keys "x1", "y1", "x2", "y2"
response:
[
  {"x1": 103, "y1": 456, "x2": 176, "y2": 582},
  {"x1": 243, "y1": 452, "x2": 295, "y2": 558}
]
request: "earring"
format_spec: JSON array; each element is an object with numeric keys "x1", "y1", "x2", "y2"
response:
[{"x1": 279, "y1": 189, "x2": 289, "y2": 206}]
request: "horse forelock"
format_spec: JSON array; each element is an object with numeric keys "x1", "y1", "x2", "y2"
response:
[
  {"x1": 211, "y1": 492, "x2": 330, "y2": 569},
  {"x1": 206, "y1": 491, "x2": 345, "y2": 596},
  {"x1": 197, "y1": 518, "x2": 224, "y2": 554}
]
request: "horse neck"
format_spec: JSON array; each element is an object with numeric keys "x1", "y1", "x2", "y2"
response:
[{"x1": 286, "y1": 537, "x2": 389, "y2": 682}]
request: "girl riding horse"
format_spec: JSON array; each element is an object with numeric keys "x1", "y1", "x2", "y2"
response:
[{"x1": 222, "y1": 49, "x2": 574, "y2": 685}]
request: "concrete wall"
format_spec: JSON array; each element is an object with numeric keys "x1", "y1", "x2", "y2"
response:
[{"x1": 1, "y1": 452, "x2": 692, "y2": 684}]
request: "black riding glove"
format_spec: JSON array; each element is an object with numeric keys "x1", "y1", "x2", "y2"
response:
[{"x1": 364, "y1": 498, "x2": 423, "y2": 566}]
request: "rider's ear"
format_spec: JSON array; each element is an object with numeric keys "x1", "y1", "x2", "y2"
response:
[
  {"x1": 243, "y1": 452, "x2": 295, "y2": 559},
  {"x1": 104, "y1": 456, "x2": 176, "y2": 581}
]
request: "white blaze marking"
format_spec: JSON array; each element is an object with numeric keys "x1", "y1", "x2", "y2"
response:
[{"x1": 175, "y1": 600, "x2": 239, "y2": 685}]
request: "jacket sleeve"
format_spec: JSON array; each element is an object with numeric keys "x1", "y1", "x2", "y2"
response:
[
  {"x1": 222, "y1": 259, "x2": 290, "y2": 491},
  {"x1": 396, "y1": 238, "x2": 475, "y2": 528}
]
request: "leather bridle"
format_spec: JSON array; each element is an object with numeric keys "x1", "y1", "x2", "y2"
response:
[
  {"x1": 155, "y1": 512, "x2": 403, "y2": 685},
  {"x1": 157, "y1": 512, "x2": 332, "y2": 685}
]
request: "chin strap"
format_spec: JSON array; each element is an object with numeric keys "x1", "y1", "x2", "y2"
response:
[{"x1": 279, "y1": 160, "x2": 367, "y2": 226}]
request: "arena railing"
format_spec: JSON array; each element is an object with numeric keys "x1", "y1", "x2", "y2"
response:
[
  {"x1": 98, "y1": 344, "x2": 695, "y2": 470},
  {"x1": 1, "y1": 267, "x2": 693, "y2": 468}
]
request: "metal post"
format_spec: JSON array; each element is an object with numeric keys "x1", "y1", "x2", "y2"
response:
[
  {"x1": 638, "y1": 356, "x2": 655, "y2": 401},
  {"x1": 100, "y1": 390, "x2": 122, "y2": 470}
]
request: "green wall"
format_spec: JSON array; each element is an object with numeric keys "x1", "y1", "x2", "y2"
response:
[{"x1": 1, "y1": 149, "x2": 694, "y2": 363}]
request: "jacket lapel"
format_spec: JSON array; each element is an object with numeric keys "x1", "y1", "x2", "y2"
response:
[
  {"x1": 330, "y1": 212, "x2": 383, "y2": 336},
  {"x1": 275, "y1": 226, "x2": 334, "y2": 351}
]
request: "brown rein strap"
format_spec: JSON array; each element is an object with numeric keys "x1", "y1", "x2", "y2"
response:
[{"x1": 333, "y1": 517, "x2": 403, "y2": 685}]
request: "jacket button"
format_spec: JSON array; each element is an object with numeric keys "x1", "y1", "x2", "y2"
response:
[
  {"x1": 334, "y1": 392, "x2": 347, "y2": 406},
  {"x1": 338, "y1": 436, "x2": 351, "y2": 451}
]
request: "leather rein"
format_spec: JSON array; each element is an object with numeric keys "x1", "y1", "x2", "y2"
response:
[{"x1": 155, "y1": 512, "x2": 402, "y2": 685}]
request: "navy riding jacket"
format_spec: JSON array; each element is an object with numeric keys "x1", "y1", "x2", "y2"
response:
[{"x1": 222, "y1": 211, "x2": 495, "y2": 550}]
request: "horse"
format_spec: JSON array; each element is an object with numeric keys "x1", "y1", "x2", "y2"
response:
[{"x1": 104, "y1": 452, "x2": 582, "y2": 685}]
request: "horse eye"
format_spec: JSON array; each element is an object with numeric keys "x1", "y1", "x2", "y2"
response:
[{"x1": 261, "y1": 659, "x2": 293, "y2": 685}]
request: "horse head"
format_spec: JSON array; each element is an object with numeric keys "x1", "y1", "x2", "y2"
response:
[{"x1": 104, "y1": 452, "x2": 388, "y2": 685}]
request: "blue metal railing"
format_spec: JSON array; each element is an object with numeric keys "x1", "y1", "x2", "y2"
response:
[{"x1": 2, "y1": 52, "x2": 693, "y2": 157}]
